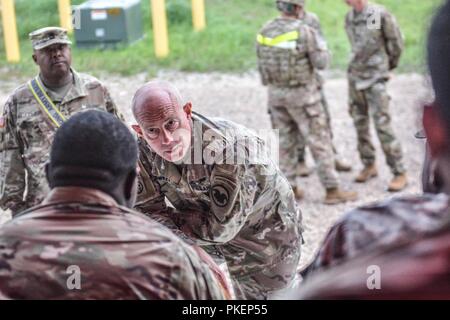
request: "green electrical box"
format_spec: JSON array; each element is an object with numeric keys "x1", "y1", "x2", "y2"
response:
[{"x1": 74, "y1": 0, "x2": 143, "y2": 49}]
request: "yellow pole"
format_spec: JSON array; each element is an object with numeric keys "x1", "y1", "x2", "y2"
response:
[
  {"x1": 150, "y1": 0, "x2": 169, "y2": 58},
  {"x1": 191, "y1": 0, "x2": 206, "y2": 31},
  {"x1": 1, "y1": 0, "x2": 20, "y2": 63},
  {"x1": 58, "y1": 0, "x2": 73, "y2": 34}
]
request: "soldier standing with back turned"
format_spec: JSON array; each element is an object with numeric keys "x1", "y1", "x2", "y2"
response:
[{"x1": 256, "y1": 0, "x2": 357, "y2": 204}]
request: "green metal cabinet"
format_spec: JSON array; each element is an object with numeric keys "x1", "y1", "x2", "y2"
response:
[{"x1": 74, "y1": 0, "x2": 143, "y2": 48}]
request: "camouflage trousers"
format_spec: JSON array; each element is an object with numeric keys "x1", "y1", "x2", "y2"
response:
[
  {"x1": 349, "y1": 80, "x2": 405, "y2": 175},
  {"x1": 231, "y1": 256, "x2": 300, "y2": 300},
  {"x1": 297, "y1": 86, "x2": 337, "y2": 162},
  {"x1": 268, "y1": 89, "x2": 339, "y2": 189}
]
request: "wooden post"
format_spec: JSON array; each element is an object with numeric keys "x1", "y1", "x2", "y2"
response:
[
  {"x1": 151, "y1": 0, "x2": 169, "y2": 58},
  {"x1": 191, "y1": 0, "x2": 206, "y2": 31},
  {"x1": 1, "y1": 0, "x2": 20, "y2": 62},
  {"x1": 58, "y1": 0, "x2": 73, "y2": 33}
]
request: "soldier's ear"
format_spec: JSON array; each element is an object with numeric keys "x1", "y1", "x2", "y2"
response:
[
  {"x1": 45, "y1": 163, "x2": 54, "y2": 188},
  {"x1": 124, "y1": 169, "x2": 137, "y2": 201},
  {"x1": 32, "y1": 53, "x2": 38, "y2": 65},
  {"x1": 131, "y1": 124, "x2": 143, "y2": 137},
  {"x1": 183, "y1": 102, "x2": 193, "y2": 118},
  {"x1": 423, "y1": 104, "x2": 448, "y2": 157}
]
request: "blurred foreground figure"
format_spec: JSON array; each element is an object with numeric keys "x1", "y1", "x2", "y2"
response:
[
  {"x1": 132, "y1": 81, "x2": 302, "y2": 299},
  {"x1": 0, "y1": 111, "x2": 226, "y2": 300},
  {"x1": 291, "y1": 1, "x2": 450, "y2": 299}
]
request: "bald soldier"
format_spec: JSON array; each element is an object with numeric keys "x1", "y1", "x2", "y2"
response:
[
  {"x1": 131, "y1": 81, "x2": 302, "y2": 299},
  {"x1": 0, "y1": 27, "x2": 123, "y2": 215},
  {"x1": 0, "y1": 110, "x2": 227, "y2": 300}
]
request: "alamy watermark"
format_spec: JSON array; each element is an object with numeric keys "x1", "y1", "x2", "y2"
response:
[
  {"x1": 366, "y1": 265, "x2": 381, "y2": 290},
  {"x1": 66, "y1": 265, "x2": 81, "y2": 290}
]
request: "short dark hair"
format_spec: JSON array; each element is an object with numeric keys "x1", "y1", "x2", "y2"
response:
[
  {"x1": 427, "y1": 0, "x2": 450, "y2": 133},
  {"x1": 49, "y1": 110, "x2": 137, "y2": 189}
]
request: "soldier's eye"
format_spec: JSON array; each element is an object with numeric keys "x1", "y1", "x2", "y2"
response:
[
  {"x1": 166, "y1": 120, "x2": 179, "y2": 131},
  {"x1": 146, "y1": 128, "x2": 159, "y2": 139}
]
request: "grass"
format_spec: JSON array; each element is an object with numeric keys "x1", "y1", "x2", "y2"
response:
[{"x1": 0, "y1": 0, "x2": 444, "y2": 77}]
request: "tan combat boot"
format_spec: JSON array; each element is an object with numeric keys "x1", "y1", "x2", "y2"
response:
[
  {"x1": 388, "y1": 173, "x2": 408, "y2": 192},
  {"x1": 335, "y1": 159, "x2": 352, "y2": 172},
  {"x1": 292, "y1": 185, "x2": 304, "y2": 200},
  {"x1": 355, "y1": 164, "x2": 378, "y2": 183},
  {"x1": 324, "y1": 188, "x2": 358, "y2": 205},
  {"x1": 296, "y1": 161, "x2": 311, "y2": 177}
]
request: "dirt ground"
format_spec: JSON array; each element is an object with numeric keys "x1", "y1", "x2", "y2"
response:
[{"x1": 0, "y1": 71, "x2": 431, "y2": 269}]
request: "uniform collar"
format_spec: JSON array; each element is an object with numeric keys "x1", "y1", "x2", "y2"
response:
[
  {"x1": 37, "y1": 68, "x2": 88, "y2": 105},
  {"x1": 60, "y1": 69, "x2": 88, "y2": 104},
  {"x1": 43, "y1": 186, "x2": 119, "y2": 207}
]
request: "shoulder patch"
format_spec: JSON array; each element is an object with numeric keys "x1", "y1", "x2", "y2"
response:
[{"x1": 0, "y1": 116, "x2": 5, "y2": 129}]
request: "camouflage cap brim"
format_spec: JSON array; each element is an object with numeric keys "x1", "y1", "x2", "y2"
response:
[{"x1": 34, "y1": 38, "x2": 72, "y2": 51}]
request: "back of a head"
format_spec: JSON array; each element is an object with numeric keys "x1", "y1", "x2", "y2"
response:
[
  {"x1": 276, "y1": 0, "x2": 302, "y2": 15},
  {"x1": 427, "y1": 0, "x2": 450, "y2": 133},
  {"x1": 49, "y1": 110, "x2": 137, "y2": 190}
]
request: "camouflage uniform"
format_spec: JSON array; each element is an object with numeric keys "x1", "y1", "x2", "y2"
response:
[
  {"x1": 291, "y1": 218, "x2": 450, "y2": 299},
  {"x1": 135, "y1": 112, "x2": 303, "y2": 299},
  {"x1": 297, "y1": 11, "x2": 337, "y2": 162},
  {"x1": 345, "y1": 3, "x2": 405, "y2": 175},
  {"x1": 0, "y1": 187, "x2": 227, "y2": 300},
  {"x1": 256, "y1": 16, "x2": 339, "y2": 189},
  {"x1": 0, "y1": 70, "x2": 124, "y2": 214},
  {"x1": 302, "y1": 193, "x2": 450, "y2": 277}
]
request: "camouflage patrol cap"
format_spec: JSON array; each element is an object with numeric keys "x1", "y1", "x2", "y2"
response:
[
  {"x1": 29, "y1": 27, "x2": 72, "y2": 50},
  {"x1": 276, "y1": 0, "x2": 305, "y2": 6}
]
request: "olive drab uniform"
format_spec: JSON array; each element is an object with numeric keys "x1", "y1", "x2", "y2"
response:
[
  {"x1": 0, "y1": 187, "x2": 227, "y2": 300},
  {"x1": 135, "y1": 112, "x2": 303, "y2": 300},
  {"x1": 345, "y1": 3, "x2": 405, "y2": 175},
  {"x1": 0, "y1": 70, "x2": 124, "y2": 214},
  {"x1": 256, "y1": 16, "x2": 340, "y2": 190}
]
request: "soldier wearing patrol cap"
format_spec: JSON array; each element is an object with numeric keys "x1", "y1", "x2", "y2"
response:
[
  {"x1": 0, "y1": 27, "x2": 124, "y2": 215},
  {"x1": 256, "y1": 0, "x2": 357, "y2": 204},
  {"x1": 131, "y1": 80, "x2": 303, "y2": 300}
]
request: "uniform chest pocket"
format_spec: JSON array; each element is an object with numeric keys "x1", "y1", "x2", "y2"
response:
[
  {"x1": 18, "y1": 118, "x2": 52, "y2": 148},
  {"x1": 186, "y1": 165, "x2": 211, "y2": 196}
]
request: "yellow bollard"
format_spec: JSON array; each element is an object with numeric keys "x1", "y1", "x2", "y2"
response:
[
  {"x1": 1, "y1": 0, "x2": 20, "y2": 63},
  {"x1": 58, "y1": 0, "x2": 73, "y2": 34},
  {"x1": 150, "y1": 0, "x2": 169, "y2": 58},
  {"x1": 191, "y1": 0, "x2": 206, "y2": 32}
]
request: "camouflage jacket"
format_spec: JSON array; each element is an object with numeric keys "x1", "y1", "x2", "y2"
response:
[
  {"x1": 303, "y1": 193, "x2": 450, "y2": 278},
  {"x1": 292, "y1": 219, "x2": 450, "y2": 299},
  {"x1": 299, "y1": 11, "x2": 327, "y2": 87},
  {"x1": 0, "y1": 187, "x2": 226, "y2": 300},
  {"x1": 0, "y1": 70, "x2": 124, "y2": 214},
  {"x1": 256, "y1": 16, "x2": 329, "y2": 92},
  {"x1": 345, "y1": 3, "x2": 404, "y2": 90},
  {"x1": 135, "y1": 112, "x2": 302, "y2": 280}
]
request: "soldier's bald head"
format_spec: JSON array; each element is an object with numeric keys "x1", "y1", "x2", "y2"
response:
[{"x1": 132, "y1": 81, "x2": 184, "y2": 124}]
